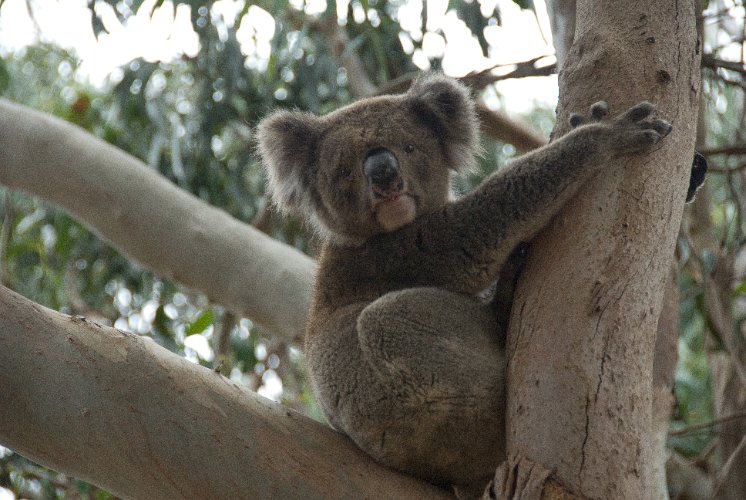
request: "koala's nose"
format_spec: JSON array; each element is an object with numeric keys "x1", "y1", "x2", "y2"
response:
[{"x1": 363, "y1": 148, "x2": 402, "y2": 194}]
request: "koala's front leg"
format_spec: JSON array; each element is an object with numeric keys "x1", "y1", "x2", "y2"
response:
[{"x1": 397, "y1": 101, "x2": 673, "y2": 294}]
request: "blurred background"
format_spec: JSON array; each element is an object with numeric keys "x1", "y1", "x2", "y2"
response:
[{"x1": 0, "y1": 0, "x2": 744, "y2": 498}]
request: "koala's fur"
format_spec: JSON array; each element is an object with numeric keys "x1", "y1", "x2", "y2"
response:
[{"x1": 258, "y1": 74, "x2": 672, "y2": 493}]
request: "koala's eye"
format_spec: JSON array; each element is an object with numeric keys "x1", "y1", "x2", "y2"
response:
[
  {"x1": 404, "y1": 144, "x2": 415, "y2": 154},
  {"x1": 341, "y1": 165, "x2": 352, "y2": 178}
]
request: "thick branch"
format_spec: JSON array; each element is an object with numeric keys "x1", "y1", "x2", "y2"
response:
[
  {"x1": 0, "y1": 285, "x2": 451, "y2": 499},
  {"x1": 0, "y1": 99, "x2": 314, "y2": 342},
  {"x1": 504, "y1": 1, "x2": 700, "y2": 497}
]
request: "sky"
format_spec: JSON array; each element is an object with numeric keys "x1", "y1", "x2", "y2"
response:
[{"x1": 0, "y1": 0, "x2": 559, "y2": 112}]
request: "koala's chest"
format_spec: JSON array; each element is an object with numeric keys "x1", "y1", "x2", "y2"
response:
[{"x1": 314, "y1": 248, "x2": 417, "y2": 310}]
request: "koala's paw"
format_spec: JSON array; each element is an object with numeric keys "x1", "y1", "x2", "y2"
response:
[{"x1": 569, "y1": 101, "x2": 672, "y2": 156}]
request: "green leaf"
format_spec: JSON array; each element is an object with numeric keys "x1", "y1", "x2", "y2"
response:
[
  {"x1": 512, "y1": 0, "x2": 534, "y2": 9},
  {"x1": 456, "y1": 2, "x2": 490, "y2": 57},
  {"x1": 185, "y1": 310, "x2": 214, "y2": 335}
]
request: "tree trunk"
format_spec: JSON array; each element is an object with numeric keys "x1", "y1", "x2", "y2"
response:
[
  {"x1": 501, "y1": 2, "x2": 700, "y2": 497},
  {"x1": 651, "y1": 266, "x2": 679, "y2": 499},
  {"x1": 0, "y1": 285, "x2": 451, "y2": 499}
]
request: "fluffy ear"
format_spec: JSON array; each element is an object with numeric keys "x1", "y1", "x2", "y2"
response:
[
  {"x1": 257, "y1": 110, "x2": 320, "y2": 214},
  {"x1": 405, "y1": 73, "x2": 480, "y2": 172}
]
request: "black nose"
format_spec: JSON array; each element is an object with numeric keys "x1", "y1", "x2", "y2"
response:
[{"x1": 363, "y1": 148, "x2": 400, "y2": 188}]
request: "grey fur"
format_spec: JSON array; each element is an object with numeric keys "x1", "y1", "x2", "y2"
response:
[{"x1": 257, "y1": 74, "x2": 671, "y2": 493}]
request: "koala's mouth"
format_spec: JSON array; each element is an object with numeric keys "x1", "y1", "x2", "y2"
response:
[{"x1": 371, "y1": 192, "x2": 417, "y2": 232}]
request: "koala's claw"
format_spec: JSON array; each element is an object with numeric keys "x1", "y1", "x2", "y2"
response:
[
  {"x1": 569, "y1": 100, "x2": 672, "y2": 154},
  {"x1": 590, "y1": 101, "x2": 609, "y2": 121},
  {"x1": 569, "y1": 101, "x2": 609, "y2": 128},
  {"x1": 645, "y1": 119, "x2": 674, "y2": 137},
  {"x1": 569, "y1": 113, "x2": 584, "y2": 128},
  {"x1": 620, "y1": 101, "x2": 655, "y2": 123}
]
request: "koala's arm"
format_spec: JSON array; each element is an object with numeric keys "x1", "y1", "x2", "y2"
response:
[{"x1": 375, "y1": 102, "x2": 672, "y2": 294}]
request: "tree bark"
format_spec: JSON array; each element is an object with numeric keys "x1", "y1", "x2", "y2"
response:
[
  {"x1": 475, "y1": 104, "x2": 547, "y2": 153},
  {"x1": 545, "y1": 0, "x2": 577, "y2": 70},
  {"x1": 503, "y1": 2, "x2": 700, "y2": 497},
  {"x1": 0, "y1": 99, "x2": 314, "y2": 342},
  {"x1": 651, "y1": 266, "x2": 679, "y2": 499},
  {"x1": 0, "y1": 285, "x2": 451, "y2": 499}
]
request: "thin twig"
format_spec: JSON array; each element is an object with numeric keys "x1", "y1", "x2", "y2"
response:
[
  {"x1": 699, "y1": 145, "x2": 746, "y2": 156},
  {"x1": 64, "y1": 263, "x2": 115, "y2": 324},
  {"x1": 670, "y1": 411, "x2": 746, "y2": 436},
  {"x1": 707, "y1": 163, "x2": 746, "y2": 173},
  {"x1": 0, "y1": 191, "x2": 15, "y2": 287},
  {"x1": 460, "y1": 56, "x2": 557, "y2": 91},
  {"x1": 709, "y1": 432, "x2": 746, "y2": 499},
  {"x1": 726, "y1": 170, "x2": 745, "y2": 244},
  {"x1": 373, "y1": 56, "x2": 557, "y2": 97},
  {"x1": 214, "y1": 310, "x2": 236, "y2": 374},
  {"x1": 703, "y1": 53, "x2": 746, "y2": 74}
]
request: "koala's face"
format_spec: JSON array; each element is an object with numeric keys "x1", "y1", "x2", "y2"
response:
[{"x1": 258, "y1": 74, "x2": 479, "y2": 244}]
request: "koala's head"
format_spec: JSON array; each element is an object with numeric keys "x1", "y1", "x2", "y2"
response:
[{"x1": 257, "y1": 74, "x2": 479, "y2": 244}]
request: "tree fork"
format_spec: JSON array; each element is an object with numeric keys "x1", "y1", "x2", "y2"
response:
[{"x1": 501, "y1": 2, "x2": 699, "y2": 498}]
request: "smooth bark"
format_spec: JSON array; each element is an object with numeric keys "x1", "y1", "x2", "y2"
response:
[
  {"x1": 545, "y1": 0, "x2": 577, "y2": 70},
  {"x1": 0, "y1": 99, "x2": 314, "y2": 342},
  {"x1": 651, "y1": 266, "x2": 679, "y2": 500},
  {"x1": 504, "y1": 1, "x2": 700, "y2": 497},
  {"x1": 0, "y1": 285, "x2": 451, "y2": 499}
]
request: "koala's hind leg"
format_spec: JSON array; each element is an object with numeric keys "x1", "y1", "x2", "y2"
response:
[
  {"x1": 356, "y1": 287, "x2": 505, "y2": 490},
  {"x1": 357, "y1": 288, "x2": 505, "y2": 383}
]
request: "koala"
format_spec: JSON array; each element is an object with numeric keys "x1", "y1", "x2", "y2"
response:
[{"x1": 257, "y1": 74, "x2": 672, "y2": 494}]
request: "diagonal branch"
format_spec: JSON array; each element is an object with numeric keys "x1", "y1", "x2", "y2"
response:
[
  {"x1": 0, "y1": 99, "x2": 314, "y2": 343},
  {"x1": 0, "y1": 285, "x2": 450, "y2": 499}
]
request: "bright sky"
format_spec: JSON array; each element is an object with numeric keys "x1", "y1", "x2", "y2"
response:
[{"x1": 0, "y1": 0, "x2": 559, "y2": 112}]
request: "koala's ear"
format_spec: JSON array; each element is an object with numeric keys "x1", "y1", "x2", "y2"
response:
[
  {"x1": 405, "y1": 74, "x2": 480, "y2": 172},
  {"x1": 257, "y1": 110, "x2": 320, "y2": 214}
]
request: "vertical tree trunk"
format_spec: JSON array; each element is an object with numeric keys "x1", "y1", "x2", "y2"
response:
[
  {"x1": 651, "y1": 266, "x2": 679, "y2": 499},
  {"x1": 500, "y1": 2, "x2": 700, "y2": 497}
]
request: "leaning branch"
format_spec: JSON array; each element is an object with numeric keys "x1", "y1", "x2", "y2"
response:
[
  {"x1": 0, "y1": 285, "x2": 451, "y2": 499},
  {"x1": 308, "y1": 16, "x2": 548, "y2": 153},
  {"x1": 0, "y1": 99, "x2": 314, "y2": 342}
]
